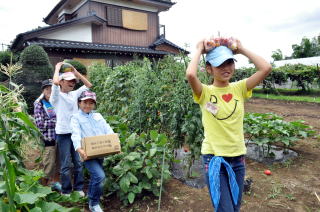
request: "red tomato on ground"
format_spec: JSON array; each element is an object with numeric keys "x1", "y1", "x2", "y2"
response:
[{"x1": 264, "y1": 169, "x2": 272, "y2": 175}]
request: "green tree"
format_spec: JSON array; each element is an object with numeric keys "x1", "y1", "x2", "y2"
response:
[
  {"x1": 271, "y1": 49, "x2": 283, "y2": 61},
  {"x1": 15, "y1": 45, "x2": 53, "y2": 113},
  {"x1": 291, "y1": 35, "x2": 320, "y2": 58}
]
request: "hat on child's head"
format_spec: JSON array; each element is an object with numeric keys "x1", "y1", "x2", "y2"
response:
[
  {"x1": 206, "y1": 46, "x2": 237, "y2": 67},
  {"x1": 79, "y1": 90, "x2": 96, "y2": 102},
  {"x1": 41, "y1": 79, "x2": 52, "y2": 90},
  {"x1": 59, "y1": 72, "x2": 77, "y2": 81}
]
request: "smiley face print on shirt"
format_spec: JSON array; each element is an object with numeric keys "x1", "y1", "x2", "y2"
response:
[{"x1": 206, "y1": 93, "x2": 239, "y2": 120}]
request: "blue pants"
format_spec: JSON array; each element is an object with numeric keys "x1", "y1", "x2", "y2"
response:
[
  {"x1": 84, "y1": 158, "x2": 106, "y2": 206},
  {"x1": 56, "y1": 134, "x2": 84, "y2": 194},
  {"x1": 202, "y1": 154, "x2": 245, "y2": 212}
]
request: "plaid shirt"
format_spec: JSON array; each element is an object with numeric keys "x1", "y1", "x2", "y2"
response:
[{"x1": 34, "y1": 100, "x2": 56, "y2": 145}]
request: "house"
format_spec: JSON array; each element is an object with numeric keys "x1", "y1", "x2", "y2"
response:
[{"x1": 11, "y1": 0, "x2": 188, "y2": 67}]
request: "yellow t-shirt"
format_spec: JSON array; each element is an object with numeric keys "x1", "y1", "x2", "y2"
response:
[{"x1": 193, "y1": 79, "x2": 252, "y2": 156}]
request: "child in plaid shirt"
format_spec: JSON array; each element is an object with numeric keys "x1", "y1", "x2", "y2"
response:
[{"x1": 34, "y1": 79, "x2": 61, "y2": 190}]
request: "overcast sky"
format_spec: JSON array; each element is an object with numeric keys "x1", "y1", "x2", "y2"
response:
[{"x1": 1, "y1": 0, "x2": 320, "y2": 66}]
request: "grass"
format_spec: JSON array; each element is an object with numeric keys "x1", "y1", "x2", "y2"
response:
[
  {"x1": 254, "y1": 88, "x2": 320, "y2": 96},
  {"x1": 253, "y1": 93, "x2": 320, "y2": 103}
]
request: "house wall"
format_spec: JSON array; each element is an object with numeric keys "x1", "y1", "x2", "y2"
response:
[
  {"x1": 75, "y1": 1, "x2": 91, "y2": 17},
  {"x1": 40, "y1": 23, "x2": 92, "y2": 42},
  {"x1": 55, "y1": 0, "x2": 88, "y2": 23},
  {"x1": 90, "y1": 1, "x2": 159, "y2": 46}
]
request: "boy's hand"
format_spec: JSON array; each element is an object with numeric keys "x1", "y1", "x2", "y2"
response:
[
  {"x1": 196, "y1": 39, "x2": 206, "y2": 54},
  {"x1": 55, "y1": 62, "x2": 64, "y2": 72},
  {"x1": 77, "y1": 148, "x2": 87, "y2": 160},
  {"x1": 232, "y1": 38, "x2": 244, "y2": 54}
]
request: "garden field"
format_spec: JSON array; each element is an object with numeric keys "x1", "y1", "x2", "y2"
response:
[
  {"x1": 2, "y1": 55, "x2": 319, "y2": 212},
  {"x1": 105, "y1": 98, "x2": 320, "y2": 212}
]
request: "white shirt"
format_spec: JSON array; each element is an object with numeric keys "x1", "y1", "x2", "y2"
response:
[{"x1": 49, "y1": 84, "x2": 88, "y2": 134}]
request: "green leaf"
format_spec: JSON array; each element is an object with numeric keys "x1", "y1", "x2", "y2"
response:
[
  {"x1": 132, "y1": 185, "x2": 142, "y2": 194},
  {"x1": 145, "y1": 168, "x2": 153, "y2": 179},
  {"x1": 140, "y1": 181, "x2": 151, "y2": 190},
  {"x1": 149, "y1": 148, "x2": 157, "y2": 157},
  {"x1": 30, "y1": 185, "x2": 52, "y2": 196},
  {"x1": 3, "y1": 152, "x2": 16, "y2": 206},
  {"x1": 157, "y1": 134, "x2": 167, "y2": 146},
  {"x1": 30, "y1": 207, "x2": 42, "y2": 212},
  {"x1": 299, "y1": 131, "x2": 307, "y2": 138},
  {"x1": 69, "y1": 191, "x2": 82, "y2": 202},
  {"x1": 128, "y1": 192, "x2": 135, "y2": 204},
  {"x1": 119, "y1": 176, "x2": 130, "y2": 192},
  {"x1": 127, "y1": 133, "x2": 137, "y2": 147},
  {"x1": 14, "y1": 112, "x2": 38, "y2": 131},
  {"x1": 36, "y1": 200, "x2": 80, "y2": 212},
  {"x1": 113, "y1": 165, "x2": 125, "y2": 176},
  {"x1": 0, "y1": 142, "x2": 7, "y2": 152},
  {"x1": 0, "y1": 201, "x2": 9, "y2": 212},
  {"x1": 0, "y1": 181, "x2": 6, "y2": 194},
  {"x1": 14, "y1": 192, "x2": 44, "y2": 204},
  {"x1": 150, "y1": 130, "x2": 158, "y2": 141},
  {"x1": 125, "y1": 155, "x2": 136, "y2": 161},
  {"x1": 127, "y1": 172, "x2": 138, "y2": 184}
]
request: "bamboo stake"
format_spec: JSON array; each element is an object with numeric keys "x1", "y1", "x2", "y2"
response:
[{"x1": 315, "y1": 192, "x2": 320, "y2": 203}]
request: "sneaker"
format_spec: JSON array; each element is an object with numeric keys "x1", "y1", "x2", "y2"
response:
[
  {"x1": 76, "y1": 190, "x2": 85, "y2": 197},
  {"x1": 51, "y1": 182, "x2": 62, "y2": 192},
  {"x1": 89, "y1": 204, "x2": 103, "y2": 212}
]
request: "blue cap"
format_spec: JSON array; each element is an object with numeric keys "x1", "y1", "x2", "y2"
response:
[{"x1": 206, "y1": 46, "x2": 236, "y2": 67}]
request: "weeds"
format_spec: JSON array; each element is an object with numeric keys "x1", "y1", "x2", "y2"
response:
[{"x1": 267, "y1": 182, "x2": 283, "y2": 199}]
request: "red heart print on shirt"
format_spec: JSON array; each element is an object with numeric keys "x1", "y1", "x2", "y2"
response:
[{"x1": 222, "y1": 93, "x2": 233, "y2": 102}]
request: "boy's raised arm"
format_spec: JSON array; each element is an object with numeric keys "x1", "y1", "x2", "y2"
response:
[
  {"x1": 235, "y1": 40, "x2": 272, "y2": 91},
  {"x1": 53, "y1": 62, "x2": 63, "y2": 85},
  {"x1": 186, "y1": 39, "x2": 205, "y2": 98},
  {"x1": 72, "y1": 67, "x2": 92, "y2": 88}
]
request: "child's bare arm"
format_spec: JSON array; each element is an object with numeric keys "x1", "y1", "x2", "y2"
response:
[
  {"x1": 53, "y1": 62, "x2": 64, "y2": 85},
  {"x1": 235, "y1": 39, "x2": 272, "y2": 90},
  {"x1": 72, "y1": 67, "x2": 92, "y2": 88},
  {"x1": 186, "y1": 39, "x2": 205, "y2": 98}
]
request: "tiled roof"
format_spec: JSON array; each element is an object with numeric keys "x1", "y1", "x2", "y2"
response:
[
  {"x1": 44, "y1": 0, "x2": 174, "y2": 24},
  {"x1": 11, "y1": 15, "x2": 106, "y2": 51},
  {"x1": 151, "y1": 35, "x2": 189, "y2": 54},
  {"x1": 27, "y1": 38, "x2": 171, "y2": 55}
]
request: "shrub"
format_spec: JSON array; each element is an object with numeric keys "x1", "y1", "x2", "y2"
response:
[
  {"x1": 64, "y1": 59, "x2": 87, "y2": 76},
  {"x1": 15, "y1": 45, "x2": 53, "y2": 113},
  {"x1": 281, "y1": 64, "x2": 318, "y2": 91}
]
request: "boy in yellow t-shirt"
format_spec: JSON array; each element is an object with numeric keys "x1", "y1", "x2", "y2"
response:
[{"x1": 186, "y1": 37, "x2": 272, "y2": 212}]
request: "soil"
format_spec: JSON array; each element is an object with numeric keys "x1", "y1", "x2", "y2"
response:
[{"x1": 104, "y1": 98, "x2": 320, "y2": 212}]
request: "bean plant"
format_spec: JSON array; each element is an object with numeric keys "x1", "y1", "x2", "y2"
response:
[{"x1": 244, "y1": 112, "x2": 316, "y2": 156}]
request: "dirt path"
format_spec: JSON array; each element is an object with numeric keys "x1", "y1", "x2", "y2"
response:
[{"x1": 106, "y1": 98, "x2": 320, "y2": 212}]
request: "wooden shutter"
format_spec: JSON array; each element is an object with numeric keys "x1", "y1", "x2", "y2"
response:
[
  {"x1": 106, "y1": 6, "x2": 122, "y2": 27},
  {"x1": 122, "y1": 9, "x2": 148, "y2": 31}
]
